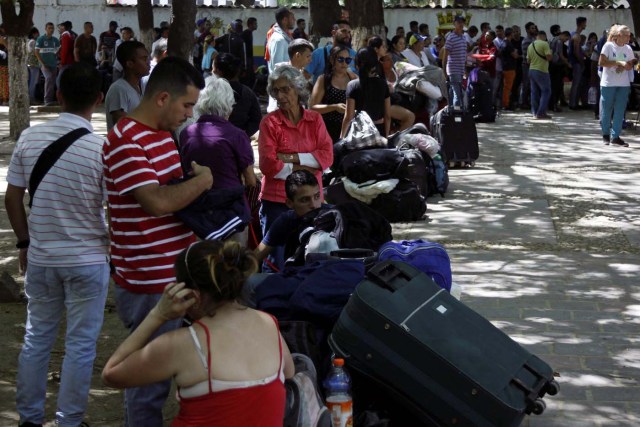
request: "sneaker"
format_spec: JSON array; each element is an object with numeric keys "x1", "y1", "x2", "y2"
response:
[
  {"x1": 602, "y1": 135, "x2": 610, "y2": 145},
  {"x1": 611, "y1": 137, "x2": 629, "y2": 147},
  {"x1": 535, "y1": 113, "x2": 553, "y2": 119},
  {"x1": 18, "y1": 422, "x2": 43, "y2": 427}
]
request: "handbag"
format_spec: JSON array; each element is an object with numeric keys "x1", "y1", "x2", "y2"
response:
[{"x1": 342, "y1": 110, "x2": 387, "y2": 151}]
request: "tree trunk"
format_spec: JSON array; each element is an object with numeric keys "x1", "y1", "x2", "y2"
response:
[
  {"x1": 631, "y1": 1, "x2": 640, "y2": 38},
  {"x1": 308, "y1": 0, "x2": 342, "y2": 47},
  {"x1": 7, "y1": 37, "x2": 29, "y2": 139},
  {"x1": 344, "y1": 0, "x2": 385, "y2": 52},
  {"x1": 137, "y1": 0, "x2": 155, "y2": 52},
  {"x1": 167, "y1": 0, "x2": 197, "y2": 60},
  {"x1": 0, "y1": 0, "x2": 35, "y2": 140}
]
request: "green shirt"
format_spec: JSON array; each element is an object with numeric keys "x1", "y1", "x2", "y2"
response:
[
  {"x1": 527, "y1": 40, "x2": 551, "y2": 73},
  {"x1": 35, "y1": 34, "x2": 60, "y2": 67}
]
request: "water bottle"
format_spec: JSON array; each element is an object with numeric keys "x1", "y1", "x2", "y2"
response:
[{"x1": 323, "y1": 358, "x2": 353, "y2": 427}]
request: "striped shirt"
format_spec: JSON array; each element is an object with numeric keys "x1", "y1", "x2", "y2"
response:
[
  {"x1": 103, "y1": 117, "x2": 195, "y2": 294},
  {"x1": 6, "y1": 113, "x2": 109, "y2": 267},
  {"x1": 444, "y1": 32, "x2": 467, "y2": 76}
]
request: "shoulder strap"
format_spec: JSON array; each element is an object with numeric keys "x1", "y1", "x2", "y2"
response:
[
  {"x1": 28, "y1": 127, "x2": 91, "y2": 208},
  {"x1": 193, "y1": 319, "x2": 214, "y2": 394},
  {"x1": 531, "y1": 41, "x2": 547, "y2": 61}
]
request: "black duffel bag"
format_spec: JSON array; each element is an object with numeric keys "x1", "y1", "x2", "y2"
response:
[
  {"x1": 370, "y1": 179, "x2": 426, "y2": 223},
  {"x1": 340, "y1": 148, "x2": 409, "y2": 184}
]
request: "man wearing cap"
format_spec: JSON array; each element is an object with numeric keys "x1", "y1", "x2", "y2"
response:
[
  {"x1": 57, "y1": 21, "x2": 76, "y2": 88},
  {"x1": 442, "y1": 15, "x2": 468, "y2": 108},
  {"x1": 99, "y1": 20, "x2": 120, "y2": 65},
  {"x1": 402, "y1": 34, "x2": 431, "y2": 68}
]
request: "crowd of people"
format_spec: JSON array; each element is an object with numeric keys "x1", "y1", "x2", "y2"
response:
[{"x1": 5, "y1": 7, "x2": 640, "y2": 427}]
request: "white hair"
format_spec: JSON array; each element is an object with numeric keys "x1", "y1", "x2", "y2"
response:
[
  {"x1": 267, "y1": 64, "x2": 310, "y2": 106},
  {"x1": 195, "y1": 75, "x2": 235, "y2": 118}
]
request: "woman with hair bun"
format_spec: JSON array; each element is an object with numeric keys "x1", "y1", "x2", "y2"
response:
[{"x1": 102, "y1": 240, "x2": 295, "y2": 426}]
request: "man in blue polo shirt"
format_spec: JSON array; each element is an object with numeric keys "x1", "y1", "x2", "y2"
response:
[{"x1": 306, "y1": 20, "x2": 356, "y2": 83}]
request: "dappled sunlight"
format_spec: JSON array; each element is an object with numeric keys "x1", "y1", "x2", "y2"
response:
[
  {"x1": 560, "y1": 373, "x2": 619, "y2": 387},
  {"x1": 610, "y1": 263, "x2": 640, "y2": 276},
  {"x1": 567, "y1": 287, "x2": 625, "y2": 300},
  {"x1": 622, "y1": 305, "x2": 640, "y2": 322},
  {"x1": 613, "y1": 349, "x2": 640, "y2": 370},
  {"x1": 464, "y1": 282, "x2": 544, "y2": 298}
]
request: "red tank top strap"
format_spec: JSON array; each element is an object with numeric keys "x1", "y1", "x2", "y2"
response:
[
  {"x1": 268, "y1": 315, "x2": 283, "y2": 372},
  {"x1": 193, "y1": 319, "x2": 213, "y2": 394}
]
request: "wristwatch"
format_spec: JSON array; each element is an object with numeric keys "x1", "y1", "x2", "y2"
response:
[{"x1": 16, "y1": 239, "x2": 30, "y2": 249}]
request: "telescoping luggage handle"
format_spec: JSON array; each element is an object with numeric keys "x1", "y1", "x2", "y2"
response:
[{"x1": 367, "y1": 261, "x2": 412, "y2": 292}]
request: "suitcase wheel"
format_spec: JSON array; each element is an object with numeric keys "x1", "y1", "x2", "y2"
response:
[
  {"x1": 532, "y1": 398, "x2": 546, "y2": 415},
  {"x1": 545, "y1": 380, "x2": 560, "y2": 396}
]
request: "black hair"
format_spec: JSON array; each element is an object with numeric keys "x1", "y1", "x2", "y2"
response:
[
  {"x1": 323, "y1": 44, "x2": 351, "y2": 88},
  {"x1": 367, "y1": 35, "x2": 385, "y2": 51},
  {"x1": 84, "y1": 21, "x2": 93, "y2": 26},
  {"x1": 288, "y1": 38, "x2": 314, "y2": 58},
  {"x1": 355, "y1": 47, "x2": 383, "y2": 113},
  {"x1": 505, "y1": 27, "x2": 513, "y2": 37},
  {"x1": 410, "y1": 21, "x2": 419, "y2": 28},
  {"x1": 334, "y1": 20, "x2": 350, "y2": 28},
  {"x1": 144, "y1": 56, "x2": 205, "y2": 100},
  {"x1": 495, "y1": 25, "x2": 504, "y2": 31},
  {"x1": 297, "y1": 18, "x2": 305, "y2": 25},
  {"x1": 538, "y1": 30, "x2": 547, "y2": 37},
  {"x1": 419, "y1": 23, "x2": 428, "y2": 33},
  {"x1": 285, "y1": 170, "x2": 318, "y2": 200},
  {"x1": 550, "y1": 25, "x2": 561, "y2": 36},
  {"x1": 525, "y1": 22, "x2": 536, "y2": 31},
  {"x1": 59, "y1": 62, "x2": 102, "y2": 113},
  {"x1": 175, "y1": 240, "x2": 258, "y2": 312},
  {"x1": 59, "y1": 21, "x2": 72, "y2": 31},
  {"x1": 28, "y1": 27, "x2": 39, "y2": 39},
  {"x1": 481, "y1": 22, "x2": 490, "y2": 31},
  {"x1": 577, "y1": 17, "x2": 587, "y2": 26},
  {"x1": 247, "y1": 17, "x2": 257, "y2": 25},
  {"x1": 116, "y1": 40, "x2": 146, "y2": 71},
  {"x1": 275, "y1": 7, "x2": 290, "y2": 25},
  {"x1": 214, "y1": 52, "x2": 241, "y2": 80},
  {"x1": 561, "y1": 31, "x2": 571, "y2": 38},
  {"x1": 468, "y1": 25, "x2": 478, "y2": 34},
  {"x1": 390, "y1": 35, "x2": 404, "y2": 52}
]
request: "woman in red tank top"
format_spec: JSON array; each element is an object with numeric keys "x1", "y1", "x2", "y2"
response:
[{"x1": 102, "y1": 240, "x2": 295, "y2": 426}]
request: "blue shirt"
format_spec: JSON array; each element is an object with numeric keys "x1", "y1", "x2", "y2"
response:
[{"x1": 35, "y1": 35, "x2": 60, "y2": 67}]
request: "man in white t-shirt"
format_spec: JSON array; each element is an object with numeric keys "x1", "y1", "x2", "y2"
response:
[{"x1": 6, "y1": 63, "x2": 110, "y2": 427}]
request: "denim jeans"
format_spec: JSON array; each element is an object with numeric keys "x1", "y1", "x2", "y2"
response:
[
  {"x1": 259, "y1": 200, "x2": 289, "y2": 272},
  {"x1": 40, "y1": 65, "x2": 58, "y2": 104},
  {"x1": 529, "y1": 70, "x2": 551, "y2": 116},
  {"x1": 16, "y1": 263, "x2": 110, "y2": 427},
  {"x1": 447, "y1": 73, "x2": 464, "y2": 108},
  {"x1": 600, "y1": 85, "x2": 631, "y2": 139},
  {"x1": 570, "y1": 62, "x2": 584, "y2": 108},
  {"x1": 114, "y1": 286, "x2": 182, "y2": 427},
  {"x1": 28, "y1": 66, "x2": 41, "y2": 103}
]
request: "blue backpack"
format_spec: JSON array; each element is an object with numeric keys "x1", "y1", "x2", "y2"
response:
[{"x1": 378, "y1": 239, "x2": 452, "y2": 292}]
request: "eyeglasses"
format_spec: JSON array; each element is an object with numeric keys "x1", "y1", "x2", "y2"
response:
[
  {"x1": 271, "y1": 85, "x2": 291, "y2": 96},
  {"x1": 336, "y1": 57, "x2": 353, "y2": 64}
]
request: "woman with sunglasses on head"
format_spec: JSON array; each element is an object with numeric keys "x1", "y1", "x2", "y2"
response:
[
  {"x1": 309, "y1": 45, "x2": 357, "y2": 142},
  {"x1": 102, "y1": 240, "x2": 295, "y2": 426}
]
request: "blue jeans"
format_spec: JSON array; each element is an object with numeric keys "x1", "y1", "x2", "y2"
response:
[
  {"x1": 570, "y1": 62, "x2": 584, "y2": 108},
  {"x1": 600, "y1": 85, "x2": 631, "y2": 139},
  {"x1": 529, "y1": 70, "x2": 551, "y2": 116},
  {"x1": 28, "y1": 66, "x2": 41, "y2": 103},
  {"x1": 114, "y1": 286, "x2": 182, "y2": 427},
  {"x1": 448, "y1": 73, "x2": 464, "y2": 108},
  {"x1": 259, "y1": 200, "x2": 289, "y2": 272},
  {"x1": 16, "y1": 263, "x2": 110, "y2": 427}
]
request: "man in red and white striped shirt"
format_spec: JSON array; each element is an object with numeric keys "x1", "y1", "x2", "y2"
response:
[{"x1": 103, "y1": 57, "x2": 210, "y2": 427}]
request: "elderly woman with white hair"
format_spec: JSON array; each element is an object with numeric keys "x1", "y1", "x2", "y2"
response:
[
  {"x1": 258, "y1": 64, "x2": 333, "y2": 270},
  {"x1": 179, "y1": 76, "x2": 257, "y2": 242}
]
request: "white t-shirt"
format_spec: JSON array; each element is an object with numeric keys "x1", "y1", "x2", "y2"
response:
[{"x1": 600, "y1": 41, "x2": 634, "y2": 87}]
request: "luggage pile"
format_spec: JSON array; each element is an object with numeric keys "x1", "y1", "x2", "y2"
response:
[
  {"x1": 326, "y1": 120, "x2": 456, "y2": 223},
  {"x1": 253, "y1": 237, "x2": 559, "y2": 426}
]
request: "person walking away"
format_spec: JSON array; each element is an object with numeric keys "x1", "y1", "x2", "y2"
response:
[
  {"x1": 598, "y1": 24, "x2": 635, "y2": 147},
  {"x1": 527, "y1": 30, "x2": 553, "y2": 119},
  {"x1": 6, "y1": 63, "x2": 110, "y2": 427},
  {"x1": 102, "y1": 57, "x2": 211, "y2": 427}
]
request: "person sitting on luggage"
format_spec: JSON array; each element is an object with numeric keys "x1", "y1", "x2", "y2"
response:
[
  {"x1": 255, "y1": 170, "x2": 328, "y2": 270},
  {"x1": 102, "y1": 239, "x2": 295, "y2": 426}
]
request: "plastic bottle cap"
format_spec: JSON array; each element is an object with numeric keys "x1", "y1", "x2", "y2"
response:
[{"x1": 333, "y1": 358, "x2": 345, "y2": 367}]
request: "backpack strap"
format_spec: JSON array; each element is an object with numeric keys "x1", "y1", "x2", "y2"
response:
[
  {"x1": 28, "y1": 127, "x2": 91, "y2": 208},
  {"x1": 531, "y1": 41, "x2": 547, "y2": 61}
]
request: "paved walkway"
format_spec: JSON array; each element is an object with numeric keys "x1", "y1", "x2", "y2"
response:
[{"x1": 0, "y1": 104, "x2": 639, "y2": 426}]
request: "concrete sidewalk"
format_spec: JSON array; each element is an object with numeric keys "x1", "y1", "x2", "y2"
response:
[{"x1": 1, "y1": 104, "x2": 639, "y2": 426}]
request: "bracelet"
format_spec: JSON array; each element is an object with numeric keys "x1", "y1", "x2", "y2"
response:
[{"x1": 16, "y1": 239, "x2": 30, "y2": 249}]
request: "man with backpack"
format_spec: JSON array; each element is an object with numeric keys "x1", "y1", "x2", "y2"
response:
[{"x1": 306, "y1": 20, "x2": 355, "y2": 83}]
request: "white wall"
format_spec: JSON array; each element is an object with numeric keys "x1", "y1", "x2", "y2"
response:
[{"x1": 31, "y1": 2, "x2": 633, "y2": 51}]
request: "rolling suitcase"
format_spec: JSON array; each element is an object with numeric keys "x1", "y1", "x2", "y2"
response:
[
  {"x1": 329, "y1": 261, "x2": 559, "y2": 427},
  {"x1": 430, "y1": 106, "x2": 479, "y2": 167}
]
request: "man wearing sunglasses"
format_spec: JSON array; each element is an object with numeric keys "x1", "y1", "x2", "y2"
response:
[{"x1": 306, "y1": 20, "x2": 357, "y2": 83}]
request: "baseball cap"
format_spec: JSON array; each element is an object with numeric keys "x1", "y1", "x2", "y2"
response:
[
  {"x1": 196, "y1": 18, "x2": 207, "y2": 27},
  {"x1": 454, "y1": 15, "x2": 465, "y2": 23},
  {"x1": 109, "y1": 20, "x2": 118, "y2": 28},
  {"x1": 409, "y1": 34, "x2": 427, "y2": 46}
]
